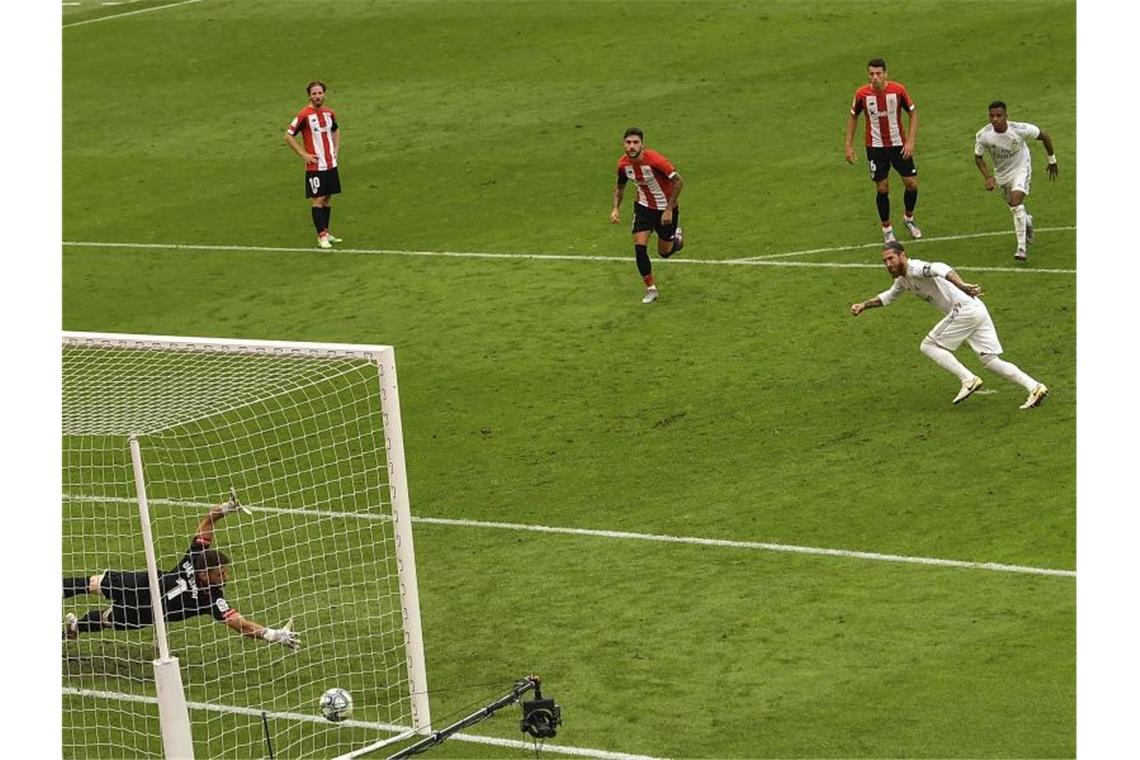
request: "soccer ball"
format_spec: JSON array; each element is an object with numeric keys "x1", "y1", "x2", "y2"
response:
[{"x1": 319, "y1": 687, "x2": 353, "y2": 722}]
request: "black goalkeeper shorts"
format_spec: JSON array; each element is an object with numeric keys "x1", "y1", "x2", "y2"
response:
[{"x1": 100, "y1": 571, "x2": 155, "y2": 628}]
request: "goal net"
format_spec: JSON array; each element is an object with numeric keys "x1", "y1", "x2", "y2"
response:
[{"x1": 62, "y1": 332, "x2": 431, "y2": 759}]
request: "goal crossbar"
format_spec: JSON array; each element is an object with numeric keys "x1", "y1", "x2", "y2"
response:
[{"x1": 63, "y1": 331, "x2": 394, "y2": 361}]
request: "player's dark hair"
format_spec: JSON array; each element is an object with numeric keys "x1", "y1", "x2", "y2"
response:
[
  {"x1": 192, "y1": 548, "x2": 230, "y2": 574},
  {"x1": 307, "y1": 80, "x2": 327, "y2": 95},
  {"x1": 988, "y1": 100, "x2": 1007, "y2": 112},
  {"x1": 623, "y1": 127, "x2": 644, "y2": 140},
  {"x1": 867, "y1": 57, "x2": 887, "y2": 70},
  {"x1": 883, "y1": 240, "x2": 906, "y2": 253}
]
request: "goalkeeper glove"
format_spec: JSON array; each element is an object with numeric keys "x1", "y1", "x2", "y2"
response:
[
  {"x1": 221, "y1": 488, "x2": 253, "y2": 516},
  {"x1": 262, "y1": 617, "x2": 300, "y2": 650}
]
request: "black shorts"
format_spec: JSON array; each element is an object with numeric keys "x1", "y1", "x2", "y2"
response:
[
  {"x1": 632, "y1": 204, "x2": 680, "y2": 239},
  {"x1": 304, "y1": 168, "x2": 342, "y2": 198},
  {"x1": 865, "y1": 146, "x2": 917, "y2": 182},
  {"x1": 101, "y1": 571, "x2": 154, "y2": 628}
]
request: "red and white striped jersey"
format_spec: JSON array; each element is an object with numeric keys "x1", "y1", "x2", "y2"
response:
[
  {"x1": 850, "y1": 82, "x2": 915, "y2": 148},
  {"x1": 287, "y1": 106, "x2": 339, "y2": 171},
  {"x1": 616, "y1": 149, "x2": 677, "y2": 210}
]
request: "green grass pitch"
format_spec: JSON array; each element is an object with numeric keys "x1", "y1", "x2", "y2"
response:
[{"x1": 63, "y1": 0, "x2": 1075, "y2": 757}]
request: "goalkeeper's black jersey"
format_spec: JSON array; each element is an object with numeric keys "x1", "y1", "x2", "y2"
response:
[{"x1": 157, "y1": 537, "x2": 234, "y2": 623}]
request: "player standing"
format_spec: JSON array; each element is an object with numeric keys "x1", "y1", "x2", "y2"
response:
[
  {"x1": 62, "y1": 490, "x2": 301, "y2": 650},
  {"x1": 844, "y1": 58, "x2": 922, "y2": 243},
  {"x1": 285, "y1": 80, "x2": 342, "y2": 249},
  {"x1": 610, "y1": 127, "x2": 685, "y2": 304},
  {"x1": 974, "y1": 101, "x2": 1058, "y2": 261},
  {"x1": 850, "y1": 241, "x2": 1048, "y2": 409}
]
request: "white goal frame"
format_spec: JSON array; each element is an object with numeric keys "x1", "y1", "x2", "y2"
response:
[{"x1": 62, "y1": 331, "x2": 433, "y2": 753}]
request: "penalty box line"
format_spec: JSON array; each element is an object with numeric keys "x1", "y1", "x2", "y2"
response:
[
  {"x1": 62, "y1": 239, "x2": 1077, "y2": 275},
  {"x1": 61, "y1": 687, "x2": 662, "y2": 760},
  {"x1": 731, "y1": 226, "x2": 1078, "y2": 261},
  {"x1": 63, "y1": 0, "x2": 205, "y2": 29},
  {"x1": 64, "y1": 494, "x2": 1076, "y2": 578}
]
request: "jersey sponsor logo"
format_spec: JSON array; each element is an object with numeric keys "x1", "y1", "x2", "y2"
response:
[
  {"x1": 215, "y1": 598, "x2": 230, "y2": 613},
  {"x1": 989, "y1": 146, "x2": 1020, "y2": 159},
  {"x1": 866, "y1": 92, "x2": 901, "y2": 117},
  {"x1": 307, "y1": 113, "x2": 331, "y2": 135}
]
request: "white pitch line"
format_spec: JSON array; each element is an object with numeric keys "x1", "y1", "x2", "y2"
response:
[
  {"x1": 733, "y1": 226, "x2": 1077, "y2": 261},
  {"x1": 415, "y1": 516, "x2": 1076, "y2": 578},
  {"x1": 62, "y1": 240, "x2": 1077, "y2": 275},
  {"x1": 62, "y1": 687, "x2": 663, "y2": 760},
  {"x1": 63, "y1": 493, "x2": 1075, "y2": 578},
  {"x1": 63, "y1": 0, "x2": 202, "y2": 28}
]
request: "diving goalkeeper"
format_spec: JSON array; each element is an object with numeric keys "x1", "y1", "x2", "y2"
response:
[{"x1": 62, "y1": 490, "x2": 300, "y2": 650}]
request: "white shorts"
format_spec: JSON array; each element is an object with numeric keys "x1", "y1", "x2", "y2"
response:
[
  {"x1": 926, "y1": 300, "x2": 1003, "y2": 355},
  {"x1": 999, "y1": 164, "x2": 1032, "y2": 203}
]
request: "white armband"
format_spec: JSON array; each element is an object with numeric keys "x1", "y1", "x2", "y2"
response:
[{"x1": 1047, "y1": 155, "x2": 1057, "y2": 165}]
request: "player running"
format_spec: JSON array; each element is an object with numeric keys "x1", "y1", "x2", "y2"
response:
[
  {"x1": 62, "y1": 489, "x2": 301, "y2": 650},
  {"x1": 610, "y1": 127, "x2": 686, "y2": 304},
  {"x1": 850, "y1": 241, "x2": 1049, "y2": 409},
  {"x1": 974, "y1": 101, "x2": 1059, "y2": 261}
]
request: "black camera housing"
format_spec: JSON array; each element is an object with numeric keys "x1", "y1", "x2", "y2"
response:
[{"x1": 519, "y1": 696, "x2": 562, "y2": 739}]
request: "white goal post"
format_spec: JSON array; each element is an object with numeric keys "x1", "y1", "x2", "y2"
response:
[{"x1": 62, "y1": 332, "x2": 431, "y2": 758}]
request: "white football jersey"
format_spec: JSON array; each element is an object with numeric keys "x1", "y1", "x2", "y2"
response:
[
  {"x1": 878, "y1": 258, "x2": 976, "y2": 314},
  {"x1": 974, "y1": 121, "x2": 1040, "y2": 185}
]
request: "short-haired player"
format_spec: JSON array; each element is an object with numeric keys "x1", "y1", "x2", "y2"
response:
[
  {"x1": 62, "y1": 490, "x2": 300, "y2": 650},
  {"x1": 844, "y1": 57, "x2": 923, "y2": 243},
  {"x1": 974, "y1": 101, "x2": 1058, "y2": 261}
]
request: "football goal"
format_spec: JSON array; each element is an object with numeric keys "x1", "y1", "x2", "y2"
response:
[{"x1": 62, "y1": 332, "x2": 431, "y2": 758}]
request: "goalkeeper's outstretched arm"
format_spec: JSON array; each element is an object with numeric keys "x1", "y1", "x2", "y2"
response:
[
  {"x1": 195, "y1": 488, "x2": 251, "y2": 545},
  {"x1": 224, "y1": 613, "x2": 301, "y2": 650}
]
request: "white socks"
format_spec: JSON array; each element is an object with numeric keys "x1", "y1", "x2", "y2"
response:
[
  {"x1": 1010, "y1": 204, "x2": 1028, "y2": 250},
  {"x1": 920, "y1": 342, "x2": 1040, "y2": 393},
  {"x1": 920, "y1": 339, "x2": 975, "y2": 383},
  {"x1": 980, "y1": 354, "x2": 1037, "y2": 391}
]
